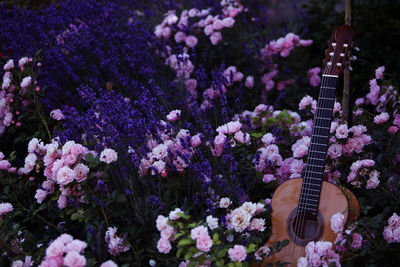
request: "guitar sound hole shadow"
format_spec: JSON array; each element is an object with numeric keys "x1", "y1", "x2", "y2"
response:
[{"x1": 287, "y1": 208, "x2": 325, "y2": 247}]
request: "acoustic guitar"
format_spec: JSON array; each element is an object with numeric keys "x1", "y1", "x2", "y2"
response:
[{"x1": 262, "y1": 25, "x2": 360, "y2": 266}]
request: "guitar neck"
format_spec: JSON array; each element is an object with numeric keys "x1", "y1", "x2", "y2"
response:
[{"x1": 298, "y1": 74, "x2": 338, "y2": 215}]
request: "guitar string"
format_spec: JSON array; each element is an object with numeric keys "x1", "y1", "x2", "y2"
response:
[{"x1": 290, "y1": 75, "x2": 335, "y2": 263}]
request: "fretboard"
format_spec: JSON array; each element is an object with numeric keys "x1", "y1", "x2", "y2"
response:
[{"x1": 298, "y1": 75, "x2": 338, "y2": 215}]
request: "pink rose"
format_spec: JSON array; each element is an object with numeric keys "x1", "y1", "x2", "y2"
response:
[
  {"x1": 374, "y1": 112, "x2": 389, "y2": 124},
  {"x1": 156, "y1": 238, "x2": 171, "y2": 254},
  {"x1": 100, "y1": 260, "x2": 118, "y2": 267},
  {"x1": 190, "y1": 226, "x2": 208, "y2": 240},
  {"x1": 228, "y1": 245, "x2": 247, "y2": 262},
  {"x1": 156, "y1": 215, "x2": 169, "y2": 232},
  {"x1": 191, "y1": 134, "x2": 202, "y2": 147},
  {"x1": 375, "y1": 66, "x2": 385, "y2": 79},
  {"x1": 185, "y1": 35, "x2": 198, "y2": 48},
  {"x1": 166, "y1": 110, "x2": 181, "y2": 122},
  {"x1": 0, "y1": 160, "x2": 11, "y2": 170},
  {"x1": 196, "y1": 235, "x2": 213, "y2": 252},
  {"x1": 245, "y1": 76, "x2": 254, "y2": 88},
  {"x1": 204, "y1": 25, "x2": 214, "y2": 36},
  {"x1": 20, "y1": 76, "x2": 32, "y2": 89},
  {"x1": 330, "y1": 212, "x2": 344, "y2": 234},
  {"x1": 210, "y1": 31, "x2": 222, "y2": 45},
  {"x1": 56, "y1": 166, "x2": 75, "y2": 185},
  {"x1": 263, "y1": 174, "x2": 275, "y2": 183},
  {"x1": 64, "y1": 251, "x2": 86, "y2": 267},
  {"x1": 351, "y1": 233, "x2": 363, "y2": 249},
  {"x1": 100, "y1": 148, "x2": 118, "y2": 164},
  {"x1": 34, "y1": 189, "x2": 48, "y2": 204},
  {"x1": 65, "y1": 240, "x2": 87, "y2": 253},
  {"x1": 212, "y1": 19, "x2": 224, "y2": 30},
  {"x1": 222, "y1": 17, "x2": 235, "y2": 28},
  {"x1": 174, "y1": 31, "x2": 186, "y2": 43},
  {"x1": 50, "y1": 109, "x2": 65, "y2": 120},
  {"x1": 3, "y1": 59, "x2": 14, "y2": 71}
]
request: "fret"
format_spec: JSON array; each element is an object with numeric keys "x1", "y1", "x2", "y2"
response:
[
  {"x1": 311, "y1": 134, "x2": 329, "y2": 139},
  {"x1": 303, "y1": 176, "x2": 322, "y2": 182},
  {"x1": 305, "y1": 164, "x2": 324, "y2": 170},
  {"x1": 318, "y1": 96, "x2": 335, "y2": 100},
  {"x1": 297, "y1": 207, "x2": 318, "y2": 214},
  {"x1": 313, "y1": 125, "x2": 330, "y2": 130},
  {"x1": 306, "y1": 170, "x2": 324, "y2": 175},
  {"x1": 308, "y1": 157, "x2": 325, "y2": 161},
  {"x1": 301, "y1": 197, "x2": 319, "y2": 203},
  {"x1": 299, "y1": 202, "x2": 319, "y2": 207},
  {"x1": 314, "y1": 116, "x2": 331, "y2": 121},
  {"x1": 317, "y1": 107, "x2": 333, "y2": 111},
  {"x1": 301, "y1": 187, "x2": 321, "y2": 192},
  {"x1": 308, "y1": 150, "x2": 326, "y2": 155}
]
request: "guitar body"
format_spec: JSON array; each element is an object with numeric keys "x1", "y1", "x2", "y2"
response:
[{"x1": 262, "y1": 178, "x2": 359, "y2": 266}]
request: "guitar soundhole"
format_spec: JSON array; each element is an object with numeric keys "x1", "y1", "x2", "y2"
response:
[{"x1": 287, "y1": 208, "x2": 324, "y2": 246}]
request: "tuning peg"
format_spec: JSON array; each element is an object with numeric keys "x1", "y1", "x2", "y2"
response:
[
  {"x1": 350, "y1": 55, "x2": 357, "y2": 61},
  {"x1": 354, "y1": 46, "x2": 360, "y2": 52},
  {"x1": 349, "y1": 65, "x2": 353, "y2": 71}
]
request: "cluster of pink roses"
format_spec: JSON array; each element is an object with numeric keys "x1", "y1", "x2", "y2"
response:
[
  {"x1": 259, "y1": 33, "x2": 313, "y2": 92},
  {"x1": 139, "y1": 121, "x2": 201, "y2": 177},
  {"x1": 330, "y1": 212, "x2": 363, "y2": 253},
  {"x1": 105, "y1": 227, "x2": 130, "y2": 256},
  {"x1": 261, "y1": 32, "x2": 313, "y2": 59},
  {"x1": 225, "y1": 201, "x2": 266, "y2": 233},
  {"x1": 297, "y1": 241, "x2": 341, "y2": 267},
  {"x1": 383, "y1": 213, "x2": 400, "y2": 243},
  {"x1": 165, "y1": 52, "x2": 194, "y2": 79},
  {"x1": 38, "y1": 234, "x2": 87, "y2": 267},
  {"x1": 155, "y1": 0, "x2": 242, "y2": 47},
  {"x1": 1, "y1": 57, "x2": 37, "y2": 135},
  {"x1": 18, "y1": 138, "x2": 117, "y2": 208},
  {"x1": 212, "y1": 120, "x2": 250, "y2": 156},
  {"x1": 156, "y1": 200, "x2": 269, "y2": 264},
  {"x1": 347, "y1": 159, "x2": 380, "y2": 189}
]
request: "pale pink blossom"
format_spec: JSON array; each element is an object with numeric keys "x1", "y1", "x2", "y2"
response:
[
  {"x1": 156, "y1": 215, "x2": 169, "y2": 232},
  {"x1": 330, "y1": 212, "x2": 344, "y2": 234},
  {"x1": 261, "y1": 133, "x2": 275, "y2": 144},
  {"x1": 169, "y1": 208, "x2": 184, "y2": 220},
  {"x1": 196, "y1": 235, "x2": 213, "y2": 252},
  {"x1": 230, "y1": 208, "x2": 251, "y2": 232},
  {"x1": 18, "y1": 57, "x2": 29, "y2": 69},
  {"x1": 255, "y1": 246, "x2": 270, "y2": 260},
  {"x1": 249, "y1": 218, "x2": 266, "y2": 231},
  {"x1": 389, "y1": 126, "x2": 398, "y2": 134},
  {"x1": 174, "y1": 31, "x2": 186, "y2": 43},
  {"x1": 351, "y1": 233, "x2": 363, "y2": 249},
  {"x1": 20, "y1": 76, "x2": 32, "y2": 89},
  {"x1": 190, "y1": 226, "x2": 208, "y2": 240},
  {"x1": 204, "y1": 25, "x2": 214, "y2": 36},
  {"x1": 219, "y1": 197, "x2": 231, "y2": 208},
  {"x1": 0, "y1": 202, "x2": 13, "y2": 216},
  {"x1": 206, "y1": 215, "x2": 219, "y2": 230},
  {"x1": 228, "y1": 245, "x2": 247, "y2": 262},
  {"x1": 64, "y1": 251, "x2": 86, "y2": 267},
  {"x1": 222, "y1": 17, "x2": 235, "y2": 28},
  {"x1": 100, "y1": 260, "x2": 118, "y2": 267},
  {"x1": 366, "y1": 170, "x2": 380, "y2": 189},
  {"x1": 375, "y1": 66, "x2": 385, "y2": 79},
  {"x1": 3, "y1": 59, "x2": 14, "y2": 71},
  {"x1": 210, "y1": 31, "x2": 222, "y2": 45},
  {"x1": 374, "y1": 112, "x2": 389, "y2": 124},
  {"x1": 0, "y1": 160, "x2": 10, "y2": 170},
  {"x1": 50, "y1": 109, "x2": 65, "y2": 120},
  {"x1": 56, "y1": 166, "x2": 75, "y2": 185},
  {"x1": 299, "y1": 95, "x2": 314, "y2": 110},
  {"x1": 234, "y1": 131, "x2": 250, "y2": 143},
  {"x1": 191, "y1": 134, "x2": 202, "y2": 147},
  {"x1": 263, "y1": 174, "x2": 275, "y2": 183},
  {"x1": 34, "y1": 189, "x2": 48, "y2": 204},
  {"x1": 245, "y1": 76, "x2": 254, "y2": 88},
  {"x1": 328, "y1": 144, "x2": 342, "y2": 159},
  {"x1": 100, "y1": 148, "x2": 118, "y2": 164},
  {"x1": 212, "y1": 19, "x2": 224, "y2": 30},
  {"x1": 57, "y1": 195, "x2": 67, "y2": 209},
  {"x1": 185, "y1": 35, "x2": 198, "y2": 48},
  {"x1": 335, "y1": 124, "x2": 349, "y2": 139},
  {"x1": 166, "y1": 110, "x2": 181, "y2": 122}
]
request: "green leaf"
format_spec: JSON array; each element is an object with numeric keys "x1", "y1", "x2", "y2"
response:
[
  {"x1": 177, "y1": 248, "x2": 184, "y2": 258},
  {"x1": 177, "y1": 238, "x2": 192, "y2": 248},
  {"x1": 281, "y1": 239, "x2": 290, "y2": 247},
  {"x1": 328, "y1": 262, "x2": 337, "y2": 267},
  {"x1": 85, "y1": 153, "x2": 95, "y2": 163},
  {"x1": 184, "y1": 251, "x2": 193, "y2": 260},
  {"x1": 234, "y1": 262, "x2": 243, "y2": 267},
  {"x1": 217, "y1": 248, "x2": 228, "y2": 258},
  {"x1": 246, "y1": 243, "x2": 256, "y2": 253},
  {"x1": 273, "y1": 241, "x2": 281, "y2": 250},
  {"x1": 70, "y1": 213, "x2": 80, "y2": 220},
  {"x1": 215, "y1": 259, "x2": 224, "y2": 267},
  {"x1": 212, "y1": 233, "x2": 219, "y2": 243},
  {"x1": 33, "y1": 204, "x2": 46, "y2": 215}
]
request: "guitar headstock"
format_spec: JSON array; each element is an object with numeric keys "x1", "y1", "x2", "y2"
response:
[{"x1": 323, "y1": 25, "x2": 355, "y2": 76}]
